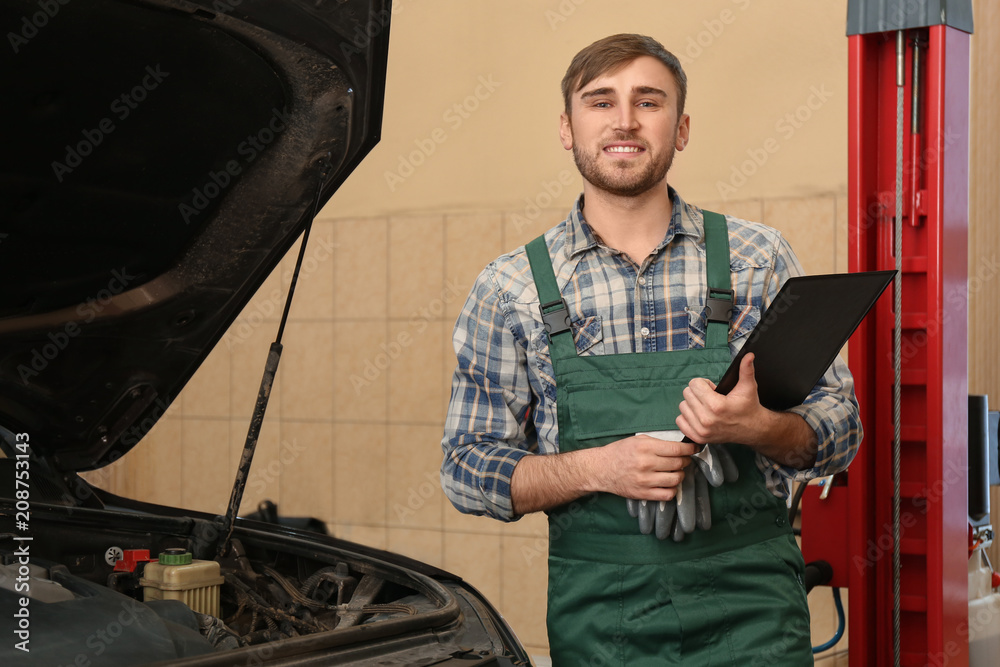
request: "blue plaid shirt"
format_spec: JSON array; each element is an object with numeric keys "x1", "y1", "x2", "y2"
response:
[{"x1": 441, "y1": 189, "x2": 862, "y2": 521}]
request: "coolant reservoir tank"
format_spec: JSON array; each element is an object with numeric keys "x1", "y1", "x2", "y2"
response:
[{"x1": 140, "y1": 548, "x2": 224, "y2": 617}]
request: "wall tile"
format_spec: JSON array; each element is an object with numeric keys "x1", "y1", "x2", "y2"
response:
[
  {"x1": 333, "y1": 320, "x2": 388, "y2": 423},
  {"x1": 443, "y1": 502, "x2": 504, "y2": 536},
  {"x1": 335, "y1": 218, "x2": 388, "y2": 320},
  {"x1": 333, "y1": 422, "x2": 387, "y2": 526},
  {"x1": 287, "y1": 220, "x2": 336, "y2": 321},
  {"x1": 502, "y1": 509, "x2": 549, "y2": 539},
  {"x1": 387, "y1": 424, "x2": 445, "y2": 530},
  {"x1": 502, "y1": 209, "x2": 565, "y2": 250},
  {"x1": 696, "y1": 198, "x2": 764, "y2": 223},
  {"x1": 387, "y1": 527, "x2": 443, "y2": 567},
  {"x1": 232, "y1": 416, "x2": 282, "y2": 514},
  {"x1": 280, "y1": 321, "x2": 334, "y2": 420},
  {"x1": 278, "y1": 421, "x2": 334, "y2": 522},
  {"x1": 501, "y1": 535, "x2": 549, "y2": 649},
  {"x1": 80, "y1": 459, "x2": 128, "y2": 500},
  {"x1": 387, "y1": 319, "x2": 447, "y2": 425},
  {"x1": 835, "y1": 194, "x2": 848, "y2": 274},
  {"x1": 181, "y1": 418, "x2": 231, "y2": 514},
  {"x1": 811, "y1": 586, "x2": 849, "y2": 659},
  {"x1": 442, "y1": 331, "x2": 458, "y2": 420},
  {"x1": 444, "y1": 213, "x2": 503, "y2": 321},
  {"x1": 229, "y1": 316, "x2": 283, "y2": 419},
  {"x1": 443, "y1": 531, "x2": 502, "y2": 603},
  {"x1": 525, "y1": 647, "x2": 551, "y2": 666},
  {"x1": 334, "y1": 524, "x2": 387, "y2": 551},
  {"x1": 763, "y1": 196, "x2": 836, "y2": 275},
  {"x1": 388, "y1": 215, "x2": 445, "y2": 318},
  {"x1": 182, "y1": 344, "x2": 231, "y2": 418},
  {"x1": 242, "y1": 256, "x2": 285, "y2": 324},
  {"x1": 131, "y1": 416, "x2": 183, "y2": 505}
]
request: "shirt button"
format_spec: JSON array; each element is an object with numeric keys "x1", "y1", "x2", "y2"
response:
[
  {"x1": 637, "y1": 276, "x2": 647, "y2": 286},
  {"x1": 640, "y1": 327, "x2": 650, "y2": 338},
  {"x1": 775, "y1": 515, "x2": 786, "y2": 527}
]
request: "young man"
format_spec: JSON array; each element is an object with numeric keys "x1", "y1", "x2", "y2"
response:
[{"x1": 441, "y1": 34, "x2": 861, "y2": 665}]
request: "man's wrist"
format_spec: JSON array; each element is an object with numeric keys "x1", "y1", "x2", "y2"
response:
[{"x1": 743, "y1": 409, "x2": 817, "y2": 470}]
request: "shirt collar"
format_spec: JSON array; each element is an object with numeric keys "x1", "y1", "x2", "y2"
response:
[{"x1": 563, "y1": 186, "x2": 704, "y2": 258}]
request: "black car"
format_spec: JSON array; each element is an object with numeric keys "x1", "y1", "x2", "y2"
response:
[{"x1": 0, "y1": 1, "x2": 531, "y2": 664}]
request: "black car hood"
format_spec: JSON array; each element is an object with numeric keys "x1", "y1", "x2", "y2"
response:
[{"x1": 0, "y1": 0, "x2": 390, "y2": 472}]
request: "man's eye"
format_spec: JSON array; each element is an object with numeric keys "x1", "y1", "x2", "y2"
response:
[
  {"x1": 593, "y1": 102, "x2": 611, "y2": 108},
  {"x1": 637, "y1": 101, "x2": 658, "y2": 108}
]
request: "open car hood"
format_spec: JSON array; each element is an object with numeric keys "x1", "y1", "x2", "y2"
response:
[{"x1": 0, "y1": 0, "x2": 390, "y2": 472}]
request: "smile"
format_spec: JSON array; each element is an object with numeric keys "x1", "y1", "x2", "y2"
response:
[{"x1": 604, "y1": 145, "x2": 644, "y2": 153}]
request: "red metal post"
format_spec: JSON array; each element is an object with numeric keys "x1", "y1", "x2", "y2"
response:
[{"x1": 801, "y1": 25, "x2": 969, "y2": 667}]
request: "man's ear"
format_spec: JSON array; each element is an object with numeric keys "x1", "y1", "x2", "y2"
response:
[
  {"x1": 675, "y1": 113, "x2": 690, "y2": 151},
  {"x1": 559, "y1": 112, "x2": 573, "y2": 150}
]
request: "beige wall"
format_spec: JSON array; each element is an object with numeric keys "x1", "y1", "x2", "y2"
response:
[
  {"x1": 87, "y1": 1, "x2": 1000, "y2": 664},
  {"x1": 970, "y1": 0, "x2": 1000, "y2": 575},
  {"x1": 330, "y1": 0, "x2": 848, "y2": 218}
]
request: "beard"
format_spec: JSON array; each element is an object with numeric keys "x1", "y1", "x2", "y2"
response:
[{"x1": 571, "y1": 130, "x2": 677, "y2": 197}]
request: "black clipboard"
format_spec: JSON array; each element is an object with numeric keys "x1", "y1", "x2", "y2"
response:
[{"x1": 715, "y1": 270, "x2": 895, "y2": 410}]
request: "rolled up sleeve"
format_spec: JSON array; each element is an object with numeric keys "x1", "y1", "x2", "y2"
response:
[
  {"x1": 756, "y1": 235, "x2": 864, "y2": 497},
  {"x1": 441, "y1": 266, "x2": 535, "y2": 521}
]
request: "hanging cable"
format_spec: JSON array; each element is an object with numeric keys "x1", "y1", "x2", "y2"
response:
[
  {"x1": 891, "y1": 29, "x2": 905, "y2": 667},
  {"x1": 812, "y1": 587, "x2": 846, "y2": 654}
]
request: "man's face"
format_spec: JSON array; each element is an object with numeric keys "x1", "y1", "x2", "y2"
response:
[{"x1": 560, "y1": 56, "x2": 689, "y2": 198}]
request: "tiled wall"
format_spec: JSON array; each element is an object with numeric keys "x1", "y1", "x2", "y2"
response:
[{"x1": 90, "y1": 193, "x2": 850, "y2": 660}]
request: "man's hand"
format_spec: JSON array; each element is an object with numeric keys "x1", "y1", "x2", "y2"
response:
[
  {"x1": 591, "y1": 435, "x2": 696, "y2": 501},
  {"x1": 675, "y1": 353, "x2": 818, "y2": 469},
  {"x1": 510, "y1": 435, "x2": 695, "y2": 515},
  {"x1": 675, "y1": 353, "x2": 765, "y2": 445}
]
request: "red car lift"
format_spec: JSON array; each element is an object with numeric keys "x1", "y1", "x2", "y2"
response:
[{"x1": 801, "y1": 2, "x2": 973, "y2": 665}]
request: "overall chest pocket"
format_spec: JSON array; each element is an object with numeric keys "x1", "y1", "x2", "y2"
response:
[
  {"x1": 529, "y1": 314, "x2": 603, "y2": 402},
  {"x1": 558, "y1": 305, "x2": 762, "y2": 444},
  {"x1": 687, "y1": 303, "x2": 761, "y2": 351}
]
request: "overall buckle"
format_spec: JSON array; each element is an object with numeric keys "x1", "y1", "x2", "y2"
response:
[
  {"x1": 539, "y1": 298, "x2": 571, "y2": 335},
  {"x1": 705, "y1": 288, "x2": 734, "y2": 324}
]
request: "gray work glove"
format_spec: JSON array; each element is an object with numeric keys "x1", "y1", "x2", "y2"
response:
[{"x1": 627, "y1": 443, "x2": 739, "y2": 541}]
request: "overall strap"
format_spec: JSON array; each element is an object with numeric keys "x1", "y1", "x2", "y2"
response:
[
  {"x1": 702, "y1": 210, "x2": 734, "y2": 350},
  {"x1": 526, "y1": 211, "x2": 732, "y2": 357},
  {"x1": 525, "y1": 236, "x2": 577, "y2": 361}
]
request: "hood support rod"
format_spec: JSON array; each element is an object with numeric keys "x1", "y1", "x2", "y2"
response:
[{"x1": 216, "y1": 162, "x2": 330, "y2": 558}]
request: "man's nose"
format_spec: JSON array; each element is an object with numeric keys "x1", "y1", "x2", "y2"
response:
[{"x1": 612, "y1": 105, "x2": 639, "y2": 132}]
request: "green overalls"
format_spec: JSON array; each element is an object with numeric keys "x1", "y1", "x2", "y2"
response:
[{"x1": 524, "y1": 211, "x2": 812, "y2": 666}]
